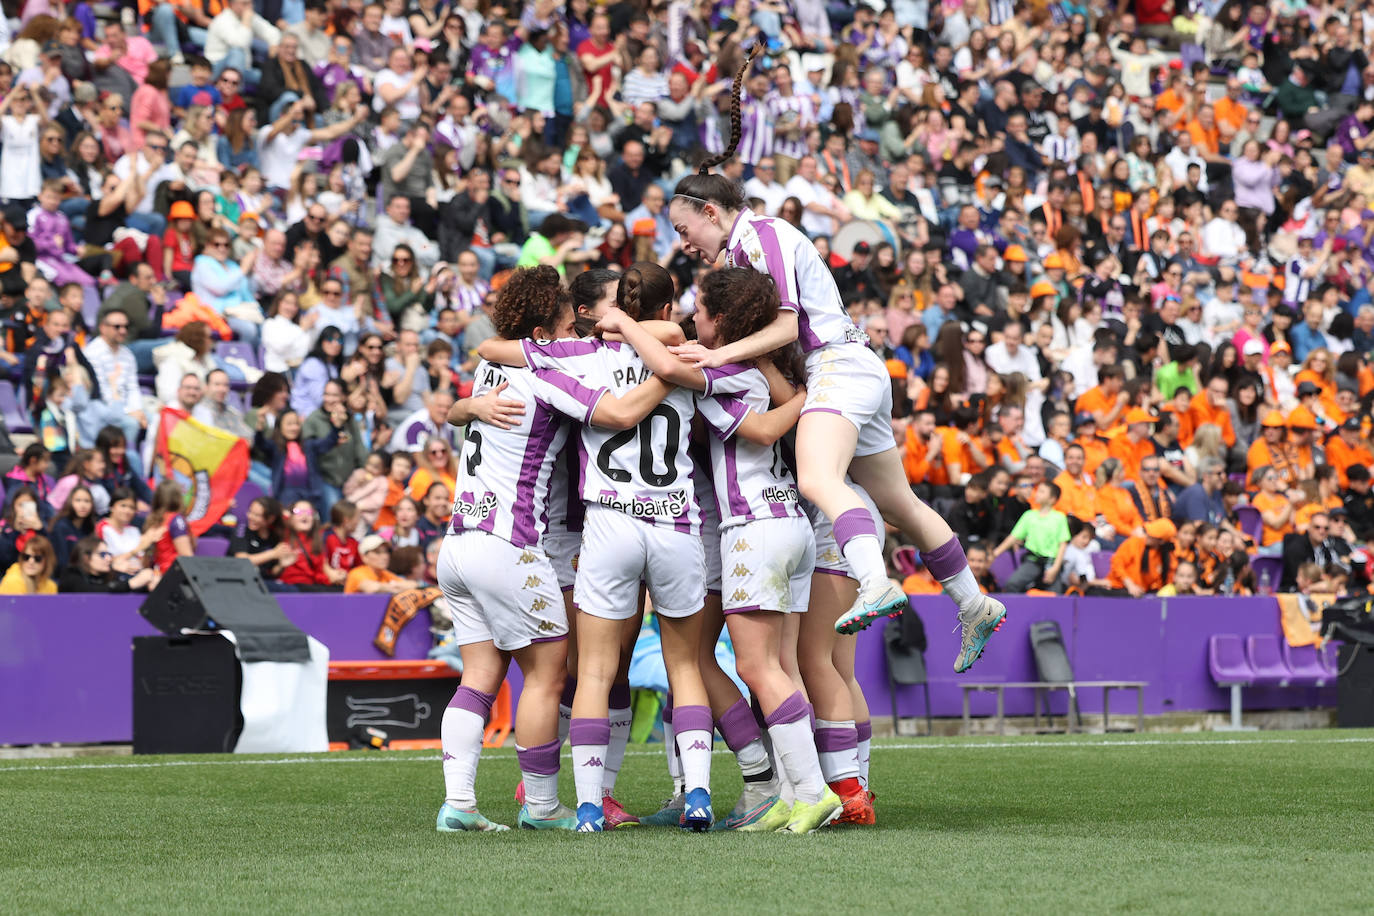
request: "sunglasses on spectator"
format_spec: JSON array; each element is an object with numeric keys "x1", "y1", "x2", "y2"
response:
[
  {"x1": 393, "y1": 255, "x2": 413, "y2": 263},
  {"x1": 323, "y1": 289, "x2": 343, "y2": 297},
  {"x1": 22, "y1": 554, "x2": 42, "y2": 563}
]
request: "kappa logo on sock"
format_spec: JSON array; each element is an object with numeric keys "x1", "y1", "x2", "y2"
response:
[
  {"x1": 729, "y1": 589, "x2": 750, "y2": 603},
  {"x1": 688, "y1": 740, "x2": 710, "y2": 751},
  {"x1": 442, "y1": 752, "x2": 457, "y2": 761},
  {"x1": 731, "y1": 564, "x2": 751, "y2": 577},
  {"x1": 731, "y1": 539, "x2": 752, "y2": 553},
  {"x1": 523, "y1": 575, "x2": 543, "y2": 588},
  {"x1": 582, "y1": 757, "x2": 604, "y2": 767},
  {"x1": 517, "y1": 551, "x2": 538, "y2": 564},
  {"x1": 819, "y1": 548, "x2": 841, "y2": 565}
]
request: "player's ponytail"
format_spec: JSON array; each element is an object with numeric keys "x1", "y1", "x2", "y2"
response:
[
  {"x1": 617, "y1": 261, "x2": 674, "y2": 322},
  {"x1": 697, "y1": 41, "x2": 760, "y2": 175},
  {"x1": 670, "y1": 42, "x2": 757, "y2": 215}
]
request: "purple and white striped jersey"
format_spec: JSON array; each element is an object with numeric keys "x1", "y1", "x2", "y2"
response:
[
  {"x1": 449, "y1": 360, "x2": 607, "y2": 549},
  {"x1": 737, "y1": 94, "x2": 774, "y2": 166},
  {"x1": 723, "y1": 210, "x2": 865, "y2": 354},
  {"x1": 766, "y1": 91, "x2": 815, "y2": 161},
  {"x1": 523, "y1": 337, "x2": 723, "y2": 535},
  {"x1": 696, "y1": 367, "x2": 805, "y2": 529}
]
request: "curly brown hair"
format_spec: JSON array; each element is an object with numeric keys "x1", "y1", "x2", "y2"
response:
[
  {"x1": 699, "y1": 268, "x2": 779, "y2": 347},
  {"x1": 617, "y1": 262, "x2": 675, "y2": 321},
  {"x1": 491, "y1": 266, "x2": 571, "y2": 340}
]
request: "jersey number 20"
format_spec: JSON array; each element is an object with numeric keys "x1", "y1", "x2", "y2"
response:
[{"x1": 596, "y1": 405, "x2": 680, "y2": 487}]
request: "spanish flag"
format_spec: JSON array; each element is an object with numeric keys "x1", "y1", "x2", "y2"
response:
[{"x1": 152, "y1": 407, "x2": 250, "y2": 535}]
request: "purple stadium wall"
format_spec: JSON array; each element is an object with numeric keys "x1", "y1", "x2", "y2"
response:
[{"x1": 0, "y1": 593, "x2": 1332, "y2": 746}]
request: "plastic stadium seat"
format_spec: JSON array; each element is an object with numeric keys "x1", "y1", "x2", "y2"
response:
[
  {"x1": 1281, "y1": 643, "x2": 1329, "y2": 688},
  {"x1": 1233, "y1": 505, "x2": 1262, "y2": 546},
  {"x1": 1319, "y1": 643, "x2": 1340, "y2": 679},
  {"x1": 1091, "y1": 552, "x2": 1113, "y2": 580},
  {"x1": 216, "y1": 340, "x2": 261, "y2": 370},
  {"x1": 1250, "y1": 556, "x2": 1283, "y2": 593},
  {"x1": 884, "y1": 606, "x2": 932, "y2": 736},
  {"x1": 1245, "y1": 634, "x2": 1292, "y2": 687},
  {"x1": 0, "y1": 380, "x2": 32, "y2": 434},
  {"x1": 990, "y1": 550, "x2": 1017, "y2": 590},
  {"x1": 1209, "y1": 634, "x2": 1256, "y2": 730},
  {"x1": 195, "y1": 536, "x2": 229, "y2": 558}
]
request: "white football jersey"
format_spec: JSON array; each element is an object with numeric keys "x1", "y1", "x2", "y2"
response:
[
  {"x1": 723, "y1": 211, "x2": 866, "y2": 354},
  {"x1": 695, "y1": 366, "x2": 806, "y2": 529},
  {"x1": 523, "y1": 337, "x2": 710, "y2": 535},
  {"x1": 449, "y1": 360, "x2": 607, "y2": 549}
]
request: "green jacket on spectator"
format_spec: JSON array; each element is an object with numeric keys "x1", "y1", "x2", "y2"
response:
[{"x1": 302, "y1": 408, "x2": 368, "y2": 489}]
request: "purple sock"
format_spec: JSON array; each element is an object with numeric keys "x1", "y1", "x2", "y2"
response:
[
  {"x1": 716, "y1": 698, "x2": 762, "y2": 752},
  {"x1": 832, "y1": 507, "x2": 879, "y2": 551},
  {"x1": 856, "y1": 721, "x2": 873, "y2": 742},
  {"x1": 923, "y1": 535, "x2": 968, "y2": 582},
  {"x1": 516, "y1": 738, "x2": 560, "y2": 776},
  {"x1": 448, "y1": 686, "x2": 495, "y2": 720},
  {"x1": 569, "y1": 718, "x2": 610, "y2": 746},
  {"x1": 764, "y1": 691, "x2": 810, "y2": 727},
  {"x1": 673, "y1": 704, "x2": 713, "y2": 736}
]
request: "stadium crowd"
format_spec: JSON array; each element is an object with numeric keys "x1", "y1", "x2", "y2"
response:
[{"x1": 0, "y1": 0, "x2": 1369, "y2": 600}]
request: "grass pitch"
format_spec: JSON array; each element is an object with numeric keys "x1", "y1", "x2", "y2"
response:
[{"x1": 3, "y1": 731, "x2": 1372, "y2": 915}]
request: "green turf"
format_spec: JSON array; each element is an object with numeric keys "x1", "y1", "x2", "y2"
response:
[{"x1": 3, "y1": 731, "x2": 1372, "y2": 915}]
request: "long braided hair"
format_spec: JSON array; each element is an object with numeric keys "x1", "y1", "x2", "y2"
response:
[{"x1": 671, "y1": 41, "x2": 760, "y2": 210}]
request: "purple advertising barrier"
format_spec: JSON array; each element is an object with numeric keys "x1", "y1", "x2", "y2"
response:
[
  {"x1": 0, "y1": 594, "x2": 437, "y2": 747},
  {"x1": 0, "y1": 591, "x2": 1334, "y2": 746}
]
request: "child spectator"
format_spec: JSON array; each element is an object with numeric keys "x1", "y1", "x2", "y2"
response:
[{"x1": 991, "y1": 481, "x2": 1071, "y2": 593}]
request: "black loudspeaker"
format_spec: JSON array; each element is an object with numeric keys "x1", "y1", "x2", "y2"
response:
[
  {"x1": 1337, "y1": 644, "x2": 1374, "y2": 728},
  {"x1": 139, "y1": 557, "x2": 310, "y2": 662},
  {"x1": 133, "y1": 635, "x2": 244, "y2": 754}
]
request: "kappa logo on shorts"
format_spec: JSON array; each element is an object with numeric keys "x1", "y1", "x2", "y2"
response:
[
  {"x1": 811, "y1": 392, "x2": 832, "y2": 404},
  {"x1": 731, "y1": 564, "x2": 751, "y2": 577},
  {"x1": 731, "y1": 540, "x2": 752, "y2": 553},
  {"x1": 537, "y1": 620, "x2": 558, "y2": 632},
  {"x1": 518, "y1": 551, "x2": 538, "y2": 564},
  {"x1": 729, "y1": 589, "x2": 750, "y2": 603},
  {"x1": 530, "y1": 597, "x2": 550, "y2": 613},
  {"x1": 820, "y1": 548, "x2": 841, "y2": 565},
  {"x1": 523, "y1": 575, "x2": 543, "y2": 589}
]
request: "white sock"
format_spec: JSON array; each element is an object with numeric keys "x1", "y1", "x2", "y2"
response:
[
  {"x1": 735, "y1": 737, "x2": 771, "y2": 778},
  {"x1": 673, "y1": 704, "x2": 713, "y2": 793},
  {"x1": 840, "y1": 534, "x2": 888, "y2": 593},
  {"x1": 441, "y1": 707, "x2": 485, "y2": 808},
  {"x1": 941, "y1": 566, "x2": 982, "y2": 614},
  {"x1": 602, "y1": 703, "x2": 632, "y2": 795},
  {"x1": 815, "y1": 718, "x2": 860, "y2": 783},
  {"x1": 768, "y1": 719, "x2": 825, "y2": 805},
  {"x1": 516, "y1": 739, "x2": 561, "y2": 818},
  {"x1": 569, "y1": 718, "x2": 609, "y2": 808},
  {"x1": 676, "y1": 728, "x2": 712, "y2": 794},
  {"x1": 857, "y1": 737, "x2": 871, "y2": 789}
]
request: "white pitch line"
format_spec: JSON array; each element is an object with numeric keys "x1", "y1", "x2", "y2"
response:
[{"x1": 1, "y1": 735, "x2": 1371, "y2": 773}]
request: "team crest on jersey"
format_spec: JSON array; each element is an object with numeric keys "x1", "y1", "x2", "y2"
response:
[
  {"x1": 523, "y1": 575, "x2": 543, "y2": 589},
  {"x1": 731, "y1": 564, "x2": 751, "y2": 577},
  {"x1": 731, "y1": 540, "x2": 752, "y2": 553},
  {"x1": 530, "y1": 597, "x2": 550, "y2": 613},
  {"x1": 729, "y1": 589, "x2": 750, "y2": 603},
  {"x1": 537, "y1": 620, "x2": 558, "y2": 632},
  {"x1": 518, "y1": 551, "x2": 538, "y2": 564}
]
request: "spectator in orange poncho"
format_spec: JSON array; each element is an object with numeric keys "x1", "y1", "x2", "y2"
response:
[
  {"x1": 903, "y1": 409, "x2": 948, "y2": 486},
  {"x1": 1108, "y1": 518, "x2": 1177, "y2": 597},
  {"x1": 1072, "y1": 411, "x2": 1111, "y2": 478},
  {"x1": 1093, "y1": 457, "x2": 1143, "y2": 547},
  {"x1": 1247, "y1": 410, "x2": 1294, "y2": 485},
  {"x1": 1326, "y1": 417, "x2": 1374, "y2": 488},
  {"x1": 1295, "y1": 464, "x2": 1344, "y2": 534},
  {"x1": 1053, "y1": 442, "x2": 1095, "y2": 522},
  {"x1": 1108, "y1": 407, "x2": 1157, "y2": 485},
  {"x1": 1249, "y1": 464, "x2": 1295, "y2": 547},
  {"x1": 1283, "y1": 406, "x2": 1321, "y2": 482},
  {"x1": 1188, "y1": 376, "x2": 1236, "y2": 449}
]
